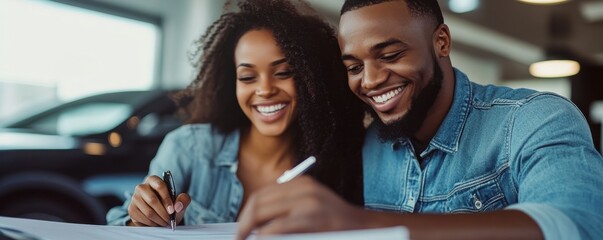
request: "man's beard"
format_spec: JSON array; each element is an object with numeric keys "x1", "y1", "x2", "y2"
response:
[{"x1": 369, "y1": 58, "x2": 444, "y2": 142}]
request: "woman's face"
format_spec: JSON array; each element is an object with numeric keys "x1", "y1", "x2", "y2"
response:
[{"x1": 234, "y1": 29, "x2": 297, "y2": 137}]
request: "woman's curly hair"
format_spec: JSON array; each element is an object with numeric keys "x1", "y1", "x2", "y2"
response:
[{"x1": 175, "y1": 0, "x2": 365, "y2": 205}]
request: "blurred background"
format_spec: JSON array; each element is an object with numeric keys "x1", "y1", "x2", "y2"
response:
[{"x1": 0, "y1": 0, "x2": 601, "y2": 224}]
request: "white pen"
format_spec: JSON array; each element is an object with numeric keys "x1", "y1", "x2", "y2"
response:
[{"x1": 276, "y1": 156, "x2": 316, "y2": 184}]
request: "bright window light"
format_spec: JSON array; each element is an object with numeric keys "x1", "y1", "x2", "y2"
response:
[{"x1": 0, "y1": 0, "x2": 159, "y2": 101}]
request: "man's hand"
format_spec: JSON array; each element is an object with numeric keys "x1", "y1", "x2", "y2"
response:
[
  {"x1": 234, "y1": 176, "x2": 544, "y2": 240},
  {"x1": 127, "y1": 175, "x2": 191, "y2": 227},
  {"x1": 235, "y1": 176, "x2": 365, "y2": 239}
]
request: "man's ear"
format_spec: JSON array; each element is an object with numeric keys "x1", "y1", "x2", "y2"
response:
[{"x1": 433, "y1": 24, "x2": 451, "y2": 57}]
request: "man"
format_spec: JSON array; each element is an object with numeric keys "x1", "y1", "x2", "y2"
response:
[{"x1": 236, "y1": 1, "x2": 603, "y2": 239}]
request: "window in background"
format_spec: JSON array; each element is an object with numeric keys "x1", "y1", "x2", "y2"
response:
[
  {"x1": 28, "y1": 103, "x2": 132, "y2": 136},
  {"x1": 0, "y1": 0, "x2": 160, "y2": 123}
]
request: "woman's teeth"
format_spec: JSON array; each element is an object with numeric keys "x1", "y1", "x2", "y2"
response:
[
  {"x1": 256, "y1": 103, "x2": 287, "y2": 116},
  {"x1": 373, "y1": 87, "x2": 402, "y2": 104}
]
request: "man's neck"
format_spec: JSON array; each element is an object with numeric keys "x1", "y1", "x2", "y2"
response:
[{"x1": 413, "y1": 65, "x2": 455, "y2": 145}]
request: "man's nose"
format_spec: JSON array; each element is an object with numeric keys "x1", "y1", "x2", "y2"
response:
[{"x1": 362, "y1": 62, "x2": 388, "y2": 90}]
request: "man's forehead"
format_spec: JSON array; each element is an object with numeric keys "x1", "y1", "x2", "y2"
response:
[
  {"x1": 339, "y1": 1, "x2": 410, "y2": 36},
  {"x1": 340, "y1": 1, "x2": 409, "y2": 21},
  {"x1": 338, "y1": 1, "x2": 418, "y2": 53}
]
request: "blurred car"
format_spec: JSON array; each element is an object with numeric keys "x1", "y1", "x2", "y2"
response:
[{"x1": 0, "y1": 90, "x2": 182, "y2": 224}]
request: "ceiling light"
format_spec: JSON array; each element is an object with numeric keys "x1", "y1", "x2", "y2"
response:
[
  {"x1": 449, "y1": 0, "x2": 479, "y2": 13},
  {"x1": 529, "y1": 12, "x2": 580, "y2": 79},
  {"x1": 581, "y1": 1, "x2": 603, "y2": 22},
  {"x1": 518, "y1": 0, "x2": 570, "y2": 5},
  {"x1": 529, "y1": 60, "x2": 580, "y2": 78}
]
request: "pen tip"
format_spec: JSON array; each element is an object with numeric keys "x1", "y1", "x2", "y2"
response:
[{"x1": 171, "y1": 221, "x2": 175, "y2": 231}]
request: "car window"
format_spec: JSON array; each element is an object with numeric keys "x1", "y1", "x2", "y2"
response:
[
  {"x1": 27, "y1": 103, "x2": 132, "y2": 136},
  {"x1": 136, "y1": 112, "x2": 182, "y2": 138}
]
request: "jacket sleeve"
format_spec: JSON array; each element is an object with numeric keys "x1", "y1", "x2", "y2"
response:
[
  {"x1": 506, "y1": 94, "x2": 603, "y2": 240},
  {"x1": 105, "y1": 125, "x2": 198, "y2": 226}
]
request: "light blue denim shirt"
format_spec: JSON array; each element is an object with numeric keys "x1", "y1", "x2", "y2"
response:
[
  {"x1": 363, "y1": 69, "x2": 603, "y2": 240},
  {"x1": 106, "y1": 124, "x2": 243, "y2": 225}
]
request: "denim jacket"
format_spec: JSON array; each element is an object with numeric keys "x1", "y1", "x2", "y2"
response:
[
  {"x1": 106, "y1": 124, "x2": 243, "y2": 225},
  {"x1": 363, "y1": 69, "x2": 603, "y2": 240}
]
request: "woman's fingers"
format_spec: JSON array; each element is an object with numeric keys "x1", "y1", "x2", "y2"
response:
[
  {"x1": 145, "y1": 175, "x2": 176, "y2": 216},
  {"x1": 129, "y1": 192, "x2": 165, "y2": 226},
  {"x1": 127, "y1": 175, "x2": 177, "y2": 226},
  {"x1": 175, "y1": 193, "x2": 192, "y2": 224}
]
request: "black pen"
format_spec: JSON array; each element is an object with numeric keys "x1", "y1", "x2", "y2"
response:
[{"x1": 162, "y1": 170, "x2": 176, "y2": 231}]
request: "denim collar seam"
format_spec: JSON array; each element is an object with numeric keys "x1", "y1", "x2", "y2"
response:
[
  {"x1": 215, "y1": 129, "x2": 240, "y2": 166},
  {"x1": 430, "y1": 68, "x2": 472, "y2": 154}
]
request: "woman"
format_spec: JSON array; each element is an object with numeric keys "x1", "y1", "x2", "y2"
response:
[{"x1": 106, "y1": 0, "x2": 365, "y2": 226}]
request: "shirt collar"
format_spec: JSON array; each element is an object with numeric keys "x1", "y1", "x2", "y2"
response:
[
  {"x1": 388, "y1": 68, "x2": 471, "y2": 154},
  {"x1": 215, "y1": 129, "x2": 240, "y2": 167},
  {"x1": 428, "y1": 68, "x2": 471, "y2": 154}
]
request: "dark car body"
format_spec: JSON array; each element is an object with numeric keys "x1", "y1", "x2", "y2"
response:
[{"x1": 0, "y1": 90, "x2": 182, "y2": 224}]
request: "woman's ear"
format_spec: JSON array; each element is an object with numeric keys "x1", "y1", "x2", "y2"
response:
[{"x1": 433, "y1": 24, "x2": 451, "y2": 57}]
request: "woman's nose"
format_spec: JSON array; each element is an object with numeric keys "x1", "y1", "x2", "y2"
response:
[{"x1": 255, "y1": 78, "x2": 277, "y2": 97}]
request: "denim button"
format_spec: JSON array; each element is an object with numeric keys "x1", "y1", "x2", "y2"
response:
[{"x1": 474, "y1": 200, "x2": 483, "y2": 209}]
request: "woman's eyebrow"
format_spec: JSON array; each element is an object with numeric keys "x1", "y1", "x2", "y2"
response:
[
  {"x1": 270, "y1": 58, "x2": 287, "y2": 66},
  {"x1": 236, "y1": 63, "x2": 254, "y2": 68},
  {"x1": 236, "y1": 58, "x2": 287, "y2": 68}
]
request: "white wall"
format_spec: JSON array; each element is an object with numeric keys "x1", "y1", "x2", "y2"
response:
[
  {"x1": 450, "y1": 50, "x2": 500, "y2": 86},
  {"x1": 501, "y1": 78, "x2": 570, "y2": 99}
]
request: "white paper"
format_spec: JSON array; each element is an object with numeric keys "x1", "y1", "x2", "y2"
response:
[
  {"x1": 265, "y1": 227, "x2": 409, "y2": 240},
  {"x1": 0, "y1": 216, "x2": 408, "y2": 240},
  {"x1": 0, "y1": 217, "x2": 239, "y2": 240}
]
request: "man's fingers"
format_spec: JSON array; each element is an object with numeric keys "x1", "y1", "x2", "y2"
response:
[
  {"x1": 236, "y1": 192, "x2": 285, "y2": 240},
  {"x1": 235, "y1": 176, "x2": 336, "y2": 239},
  {"x1": 257, "y1": 214, "x2": 316, "y2": 236},
  {"x1": 257, "y1": 191, "x2": 328, "y2": 235},
  {"x1": 236, "y1": 178, "x2": 314, "y2": 240},
  {"x1": 249, "y1": 194, "x2": 293, "y2": 225},
  {"x1": 236, "y1": 195, "x2": 257, "y2": 240}
]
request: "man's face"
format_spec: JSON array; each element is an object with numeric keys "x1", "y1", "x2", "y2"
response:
[{"x1": 339, "y1": 1, "x2": 442, "y2": 139}]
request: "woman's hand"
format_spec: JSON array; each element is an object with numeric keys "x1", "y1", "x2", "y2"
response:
[{"x1": 127, "y1": 175, "x2": 191, "y2": 226}]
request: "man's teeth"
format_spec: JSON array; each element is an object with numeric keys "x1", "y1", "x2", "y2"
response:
[
  {"x1": 373, "y1": 87, "x2": 403, "y2": 104},
  {"x1": 256, "y1": 103, "x2": 287, "y2": 116}
]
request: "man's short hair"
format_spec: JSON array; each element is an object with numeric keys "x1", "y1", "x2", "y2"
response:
[{"x1": 340, "y1": 0, "x2": 444, "y2": 25}]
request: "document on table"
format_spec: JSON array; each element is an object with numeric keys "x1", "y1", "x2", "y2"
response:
[{"x1": 0, "y1": 216, "x2": 408, "y2": 240}]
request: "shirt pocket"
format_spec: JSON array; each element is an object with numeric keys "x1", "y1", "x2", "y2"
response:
[
  {"x1": 185, "y1": 200, "x2": 231, "y2": 224},
  {"x1": 446, "y1": 179, "x2": 507, "y2": 213},
  {"x1": 365, "y1": 203, "x2": 408, "y2": 212}
]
